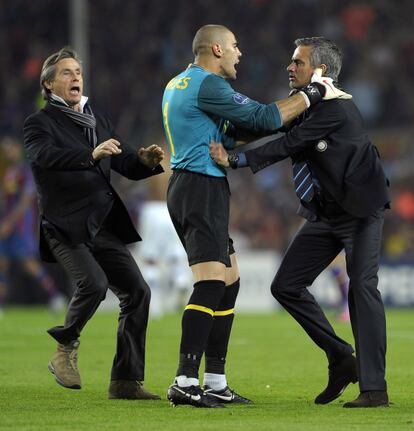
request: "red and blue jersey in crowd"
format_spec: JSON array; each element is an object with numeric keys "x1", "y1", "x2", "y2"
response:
[{"x1": 0, "y1": 163, "x2": 37, "y2": 257}]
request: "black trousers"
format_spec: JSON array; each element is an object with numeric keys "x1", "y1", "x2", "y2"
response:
[
  {"x1": 44, "y1": 225, "x2": 151, "y2": 381},
  {"x1": 272, "y1": 209, "x2": 386, "y2": 392}
]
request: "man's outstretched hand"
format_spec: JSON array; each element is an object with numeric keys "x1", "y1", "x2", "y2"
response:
[{"x1": 138, "y1": 144, "x2": 165, "y2": 168}]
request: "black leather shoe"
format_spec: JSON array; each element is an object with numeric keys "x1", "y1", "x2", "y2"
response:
[
  {"x1": 343, "y1": 391, "x2": 389, "y2": 408},
  {"x1": 315, "y1": 355, "x2": 358, "y2": 404}
]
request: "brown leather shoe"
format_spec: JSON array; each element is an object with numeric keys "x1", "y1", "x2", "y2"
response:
[
  {"x1": 108, "y1": 380, "x2": 161, "y2": 400},
  {"x1": 343, "y1": 391, "x2": 389, "y2": 408},
  {"x1": 48, "y1": 340, "x2": 81, "y2": 389}
]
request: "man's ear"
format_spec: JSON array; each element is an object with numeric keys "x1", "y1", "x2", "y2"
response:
[
  {"x1": 212, "y1": 43, "x2": 223, "y2": 58},
  {"x1": 44, "y1": 80, "x2": 53, "y2": 90},
  {"x1": 315, "y1": 64, "x2": 328, "y2": 76}
]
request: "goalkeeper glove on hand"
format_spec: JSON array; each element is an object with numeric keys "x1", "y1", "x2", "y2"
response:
[{"x1": 311, "y1": 73, "x2": 352, "y2": 100}]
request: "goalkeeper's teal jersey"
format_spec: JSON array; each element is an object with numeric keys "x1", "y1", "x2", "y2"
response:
[{"x1": 162, "y1": 64, "x2": 282, "y2": 177}]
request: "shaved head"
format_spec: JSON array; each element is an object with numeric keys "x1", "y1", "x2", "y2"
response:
[{"x1": 192, "y1": 25, "x2": 232, "y2": 56}]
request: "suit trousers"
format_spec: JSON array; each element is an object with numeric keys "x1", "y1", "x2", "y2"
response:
[
  {"x1": 271, "y1": 208, "x2": 386, "y2": 391},
  {"x1": 44, "y1": 225, "x2": 151, "y2": 381}
]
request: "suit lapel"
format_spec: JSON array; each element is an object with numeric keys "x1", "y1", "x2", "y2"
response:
[
  {"x1": 43, "y1": 103, "x2": 92, "y2": 149},
  {"x1": 44, "y1": 103, "x2": 112, "y2": 180}
]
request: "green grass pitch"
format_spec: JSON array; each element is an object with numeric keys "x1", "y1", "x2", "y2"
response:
[{"x1": 0, "y1": 308, "x2": 413, "y2": 430}]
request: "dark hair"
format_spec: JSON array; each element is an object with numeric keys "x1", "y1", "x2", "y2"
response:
[
  {"x1": 40, "y1": 46, "x2": 82, "y2": 100},
  {"x1": 294, "y1": 37, "x2": 342, "y2": 81}
]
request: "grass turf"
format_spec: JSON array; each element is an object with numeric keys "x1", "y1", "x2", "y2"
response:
[{"x1": 0, "y1": 308, "x2": 413, "y2": 430}]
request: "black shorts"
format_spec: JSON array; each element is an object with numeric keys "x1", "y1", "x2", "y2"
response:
[{"x1": 167, "y1": 170, "x2": 235, "y2": 267}]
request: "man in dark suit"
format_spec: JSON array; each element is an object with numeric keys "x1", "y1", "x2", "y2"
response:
[
  {"x1": 23, "y1": 47, "x2": 164, "y2": 400},
  {"x1": 210, "y1": 37, "x2": 390, "y2": 408}
]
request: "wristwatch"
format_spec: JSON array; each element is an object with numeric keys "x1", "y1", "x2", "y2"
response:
[{"x1": 227, "y1": 153, "x2": 239, "y2": 169}]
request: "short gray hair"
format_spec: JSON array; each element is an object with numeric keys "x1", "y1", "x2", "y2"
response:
[
  {"x1": 40, "y1": 46, "x2": 82, "y2": 100},
  {"x1": 294, "y1": 37, "x2": 342, "y2": 81}
]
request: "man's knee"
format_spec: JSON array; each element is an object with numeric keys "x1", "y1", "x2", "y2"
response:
[
  {"x1": 220, "y1": 278, "x2": 240, "y2": 309},
  {"x1": 271, "y1": 275, "x2": 282, "y2": 300},
  {"x1": 190, "y1": 280, "x2": 225, "y2": 307},
  {"x1": 270, "y1": 272, "x2": 294, "y2": 301},
  {"x1": 78, "y1": 271, "x2": 108, "y2": 300},
  {"x1": 121, "y1": 281, "x2": 151, "y2": 311},
  {"x1": 349, "y1": 272, "x2": 379, "y2": 296},
  {"x1": 135, "y1": 282, "x2": 151, "y2": 306}
]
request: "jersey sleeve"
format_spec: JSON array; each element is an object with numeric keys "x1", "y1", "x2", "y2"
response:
[{"x1": 197, "y1": 74, "x2": 282, "y2": 133}]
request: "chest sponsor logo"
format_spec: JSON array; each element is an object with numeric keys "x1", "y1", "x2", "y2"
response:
[
  {"x1": 316, "y1": 140, "x2": 328, "y2": 152},
  {"x1": 233, "y1": 93, "x2": 250, "y2": 105}
]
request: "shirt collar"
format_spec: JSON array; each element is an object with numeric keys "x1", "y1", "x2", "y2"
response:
[{"x1": 50, "y1": 93, "x2": 89, "y2": 112}]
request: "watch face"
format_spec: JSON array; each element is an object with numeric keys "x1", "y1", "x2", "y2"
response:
[{"x1": 228, "y1": 153, "x2": 239, "y2": 168}]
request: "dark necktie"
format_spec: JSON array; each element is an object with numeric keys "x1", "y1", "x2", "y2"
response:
[{"x1": 292, "y1": 160, "x2": 315, "y2": 202}]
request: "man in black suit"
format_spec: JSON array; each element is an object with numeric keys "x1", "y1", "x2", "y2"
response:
[
  {"x1": 23, "y1": 47, "x2": 164, "y2": 400},
  {"x1": 210, "y1": 37, "x2": 390, "y2": 408}
]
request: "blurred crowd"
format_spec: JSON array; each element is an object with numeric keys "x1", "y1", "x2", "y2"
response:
[{"x1": 1, "y1": 0, "x2": 414, "y2": 309}]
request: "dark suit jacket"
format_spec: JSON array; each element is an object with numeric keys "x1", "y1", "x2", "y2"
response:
[
  {"x1": 244, "y1": 98, "x2": 390, "y2": 219},
  {"x1": 23, "y1": 102, "x2": 164, "y2": 262}
]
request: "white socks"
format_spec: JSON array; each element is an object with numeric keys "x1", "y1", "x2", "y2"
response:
[
  {"x1": 176, "y1": 375, "x2": 199, "y2": 388},
  {"x1": 203, "y1": 373, "x2": 227, "y2": 390},
  {"x1": 175, "y1": 373, "x2": 227, "y2": 390}
]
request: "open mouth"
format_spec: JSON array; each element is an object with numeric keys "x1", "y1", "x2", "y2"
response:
[{"x1": 70, "y1": 86, "x2": 80, "y2": 96}]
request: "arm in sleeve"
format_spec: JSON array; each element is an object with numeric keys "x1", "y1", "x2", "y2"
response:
[
  {"x1": 23, "y1": 114, "x2": 95, "y2": 170},
  {"x1": 245, "y1": 102, "x2": 346, "y2": 173},
  {"x1": 111, "y1": 146, "x2": 164, "y2": 181},
  {"x1": 221, "y1": 122, "x2": 266, "y2": 149},
  {"x1": 101, "y1": 115, "x2": 164, "y2": 180},
  {"x1": 198, "y1": 74, "x2": 283, "y2": 133}
]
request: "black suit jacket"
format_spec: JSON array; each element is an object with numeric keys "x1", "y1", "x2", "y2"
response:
[
  {"x1": 23, "y1": 102, "x2": 164, "y2": 262},
  {"x1": 244, "y1": 99, "x2": 390, "y2": 219}
]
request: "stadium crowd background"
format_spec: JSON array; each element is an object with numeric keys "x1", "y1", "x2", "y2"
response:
[{"x1": 1, "y1": 0, "x2": 414, "y2": 305}]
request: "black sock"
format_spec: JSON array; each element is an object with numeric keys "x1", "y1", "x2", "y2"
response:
[
  {"x1": 205, "y1": 278, "x2": 240, "y2": 374},
  {"x1": 177, "y1": 279, "x2": 226, "y2": 378}
]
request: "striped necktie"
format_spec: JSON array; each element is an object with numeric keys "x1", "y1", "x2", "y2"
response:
[{"x1": 292, "y1": 160, "x2": 315, "y2": 202}]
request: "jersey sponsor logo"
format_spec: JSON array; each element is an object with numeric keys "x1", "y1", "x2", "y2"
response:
[{"x1": 233, "y1": 93, "x2": 250, "y2": 105}]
